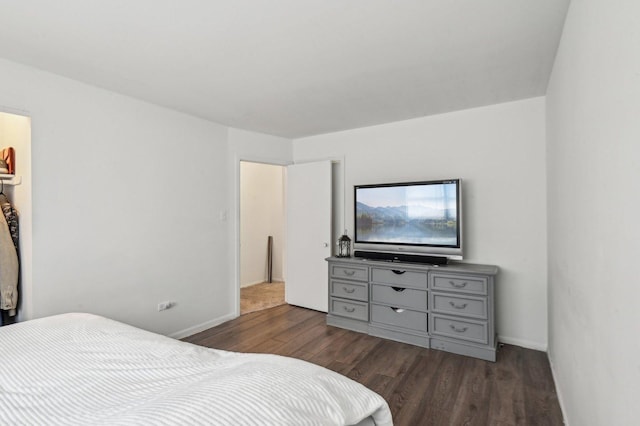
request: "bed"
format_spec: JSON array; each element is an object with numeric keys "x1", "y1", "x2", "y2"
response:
[{"x1": 0, "y1": 313, "x2": 392, "y2": 425}]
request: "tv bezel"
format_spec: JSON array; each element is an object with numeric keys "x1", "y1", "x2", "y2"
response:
[{"x1": 353, "y1": 179, "x2": 463, "y2": 260}]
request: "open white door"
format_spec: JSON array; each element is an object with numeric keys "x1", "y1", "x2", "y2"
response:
[{"x1": 286, "y1": 161, "x2": 332, "y2": 312}]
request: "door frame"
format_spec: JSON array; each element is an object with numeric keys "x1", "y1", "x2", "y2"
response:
[{"x1": 232, "y1": 155, "x2": 345, "y2": 318}]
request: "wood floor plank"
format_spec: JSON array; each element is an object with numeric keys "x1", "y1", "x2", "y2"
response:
[
  {"x1": 347, "y1": 338, "x2": 422, "y2": 381},
  {"x1": 324, "y1": 360, "x2": 353, "y2": 376},
  {"x1": 252, "y1": 316, "x2": 341, "y2": 356},
  {"x1": 448, "y1": 357, "x2": 493, "y2": 426},
  {"x1": 183, "y1": 304, "x2": 291, "y2": 344},
  {"x1": 184, "y1": 305, "x2": 564, "y2": 426},
  {"x1": 287, "y1": 325, "x2": 349, "y2": 358},
  {"x1": 326, "y1": 329, "x2": 387, "y2": 366},
  {"x1": 521, "y1": 348, "x2": 564, "y2": 425},
  {"x1": 486, "y1": 344, "x2": 527, "y2": 425},
  {"x1": 307, "y1": 329, "x2": 370, "y2": 366},
  {"x1": 387, "y1": 350, "x2": 445, "y2": 425},
  {"x1": 361, "y1": 373, "x2": 398, "y2": 402},
  {"x1": 417, "y1": 353, "x2": 467, "y2": 425},
  {"x1": 199, "y1": 305, "x2": 316, "y2": 351}
]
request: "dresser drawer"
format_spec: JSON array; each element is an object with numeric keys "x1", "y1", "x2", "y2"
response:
[
  {"x1": 371, "y1": 284, "x2": 427, "y2": 311},
  {"x1": 330, "y1": 298, "x2": 369, "y2": 321},
  {"x1": 371, "y1": 304, "x2": 427, "y2": 333},
  {"x1": 431, "y1": 293, "x2": 487, "y2": 319},
  {"x1": 431, "y1": 314, "x2": 488, "y2": 344},
  {"x1": 330, "y1": 280, "x2": 368, "y2": 302},
  {"x1": 330, "y1": 264, "x2": 368, "y2": 282},
  {"x1": 371, "y1": 268, "x2": 428, "y2": 289},
  {"x1": 430, "y1": 273, "x2": 488, "y2": 295}
]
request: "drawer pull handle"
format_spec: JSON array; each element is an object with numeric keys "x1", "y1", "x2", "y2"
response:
[
  {"x1": 343, "y1": 287, "x2": 356, "y2": 294},
  {"x1": 449, "y1": 280, "x2": 467, "y2": 288},
  {"x1": 450, "y1": 324, "x2": 468, "y2": 333},
  {"x1": 343, "y1": 270, "x2": 356, "y2": 276},
  {"x1": 390, "y1": 307, "x2": 405, "y2": 313},
  {"x1": 449, "y1": 301, "x2": 468, "y2": 309},
  {"x1": 392, "y1": 270, "x2": 406, "y2": 275},
  {"x1": 391, "y1": 286, "x2": 406, "y2": 292},
  {"x1": 343, "y1": 306, "x2": 356, "y2": 313}
]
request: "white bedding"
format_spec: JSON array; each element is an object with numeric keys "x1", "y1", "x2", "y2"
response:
[{"x1": 0, "y1": 313, "x2": 392, "y2": 425}]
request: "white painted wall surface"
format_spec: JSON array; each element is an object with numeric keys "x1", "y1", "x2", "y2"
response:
[
  {"x1": 294, "y1": 97, "x2": 548, "y2": 349},
  {"x1": 240, "y1": 162, "x2": 284, "y2": 287},
  {"x1": 0, "y1": 112, "x2": 32, "y2": 321},
  {"x1": 546, "y1": 1, "x2": 640, "y2": 424},
  {"x1": 0, "y1": 58, "x2": 233, "y2": 337}
]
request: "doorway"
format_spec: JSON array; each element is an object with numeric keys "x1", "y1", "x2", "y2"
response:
[{"x1": 239, "y1": 161, "x2": 286, "y2": 315}]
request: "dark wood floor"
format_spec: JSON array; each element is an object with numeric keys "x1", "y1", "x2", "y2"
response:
[{"x1": 183, "y1": 304, "x2": 564, "y2": 426}]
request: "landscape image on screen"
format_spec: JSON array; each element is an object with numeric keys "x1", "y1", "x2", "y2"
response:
[{"x1": 355, "y1": 182, "x2": 458, "y2": 246}]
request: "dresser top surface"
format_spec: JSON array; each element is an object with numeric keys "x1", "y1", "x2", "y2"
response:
[{"x1": 326, "y1": 256, "x2": 499, "y2": 276}]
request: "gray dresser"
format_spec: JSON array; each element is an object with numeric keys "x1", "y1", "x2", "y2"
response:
[{"x1": 326, "y1": 256, "x2": 499, "y2": 361}]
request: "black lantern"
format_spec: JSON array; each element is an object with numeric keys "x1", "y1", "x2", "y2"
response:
[{"x1": 337, "y1": 231, "x2": 351, "y2": 258}]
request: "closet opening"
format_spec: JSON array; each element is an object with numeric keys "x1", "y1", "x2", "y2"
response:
[{"x1": 0, "y1": 110, "x2": 32, "y2": 325}]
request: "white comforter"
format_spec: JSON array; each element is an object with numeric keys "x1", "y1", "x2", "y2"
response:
[{"x1": 0, "y1": 313, "x2": 392, "y2": 425}]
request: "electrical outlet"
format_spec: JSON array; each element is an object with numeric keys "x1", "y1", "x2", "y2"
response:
[{"x1": 157, "y1": 301, "x2": 174, "y2": 311}]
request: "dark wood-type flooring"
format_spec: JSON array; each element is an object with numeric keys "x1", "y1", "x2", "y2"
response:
[{"x1": 184, "y1": 304, "x2": 564, "y2": 426}]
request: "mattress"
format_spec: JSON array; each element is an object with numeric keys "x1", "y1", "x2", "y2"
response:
[{"x1": 0, "y1": 313, "x2": 393, "y2": 425}]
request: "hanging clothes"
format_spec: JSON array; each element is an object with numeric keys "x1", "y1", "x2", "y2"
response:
[
  {"x1": 0, "y1": 193, "x2": 19, "y2": 320},
  {"x1": 0, "y1": 194, "x2": 19, "y2": 251}
]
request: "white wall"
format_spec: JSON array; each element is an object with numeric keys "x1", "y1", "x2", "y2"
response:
[
  {"x1": 294, "y1": 97, "x2": 548, "y2": 349},
  {"x1": 546, "y1": 1, "x2": 640, "y2": 424},
  {"x1": 0, "y1": 57, "x2": 237, "y2": 337},
  {"x1": 0, "y1": 112, "x2": 32, "y2": 321},
  {"x1": 240, "y1": 162, "x2": 284, "y2": 287}
]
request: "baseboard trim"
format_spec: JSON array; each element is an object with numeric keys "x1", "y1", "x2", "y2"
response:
[
  {"x1": 241, "y1": 279, "x2": 285, "y2": 288},
  {"x1": 547, "y1": 352, "x2": 570, "y2": 425},
  {"x1": 169, "y1": 312, "x2": 237, "y2": 340},
  {"x1": 498, "y1": 335, "x2": 548, "y2": 352},
  {"x1": 241, "y1": 280, "x2": 264, "y2": 288}
]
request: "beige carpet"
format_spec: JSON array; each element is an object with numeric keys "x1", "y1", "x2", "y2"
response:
[{"x1": 240, "y1": 281, "x2": 285, "y2": 315}]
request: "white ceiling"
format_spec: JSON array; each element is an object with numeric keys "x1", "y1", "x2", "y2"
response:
[{"x1": 0, "y1": 0, "x2": 569, "y2": 138}]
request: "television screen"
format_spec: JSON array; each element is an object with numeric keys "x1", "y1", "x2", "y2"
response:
[{"x1": 354, "y1": 179, "x2": 461, "y2": 256}]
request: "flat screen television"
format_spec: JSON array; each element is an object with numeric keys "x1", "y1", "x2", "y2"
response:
[{"x1": 354, "y1": 179, "x2": 463, "y2": 260}]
